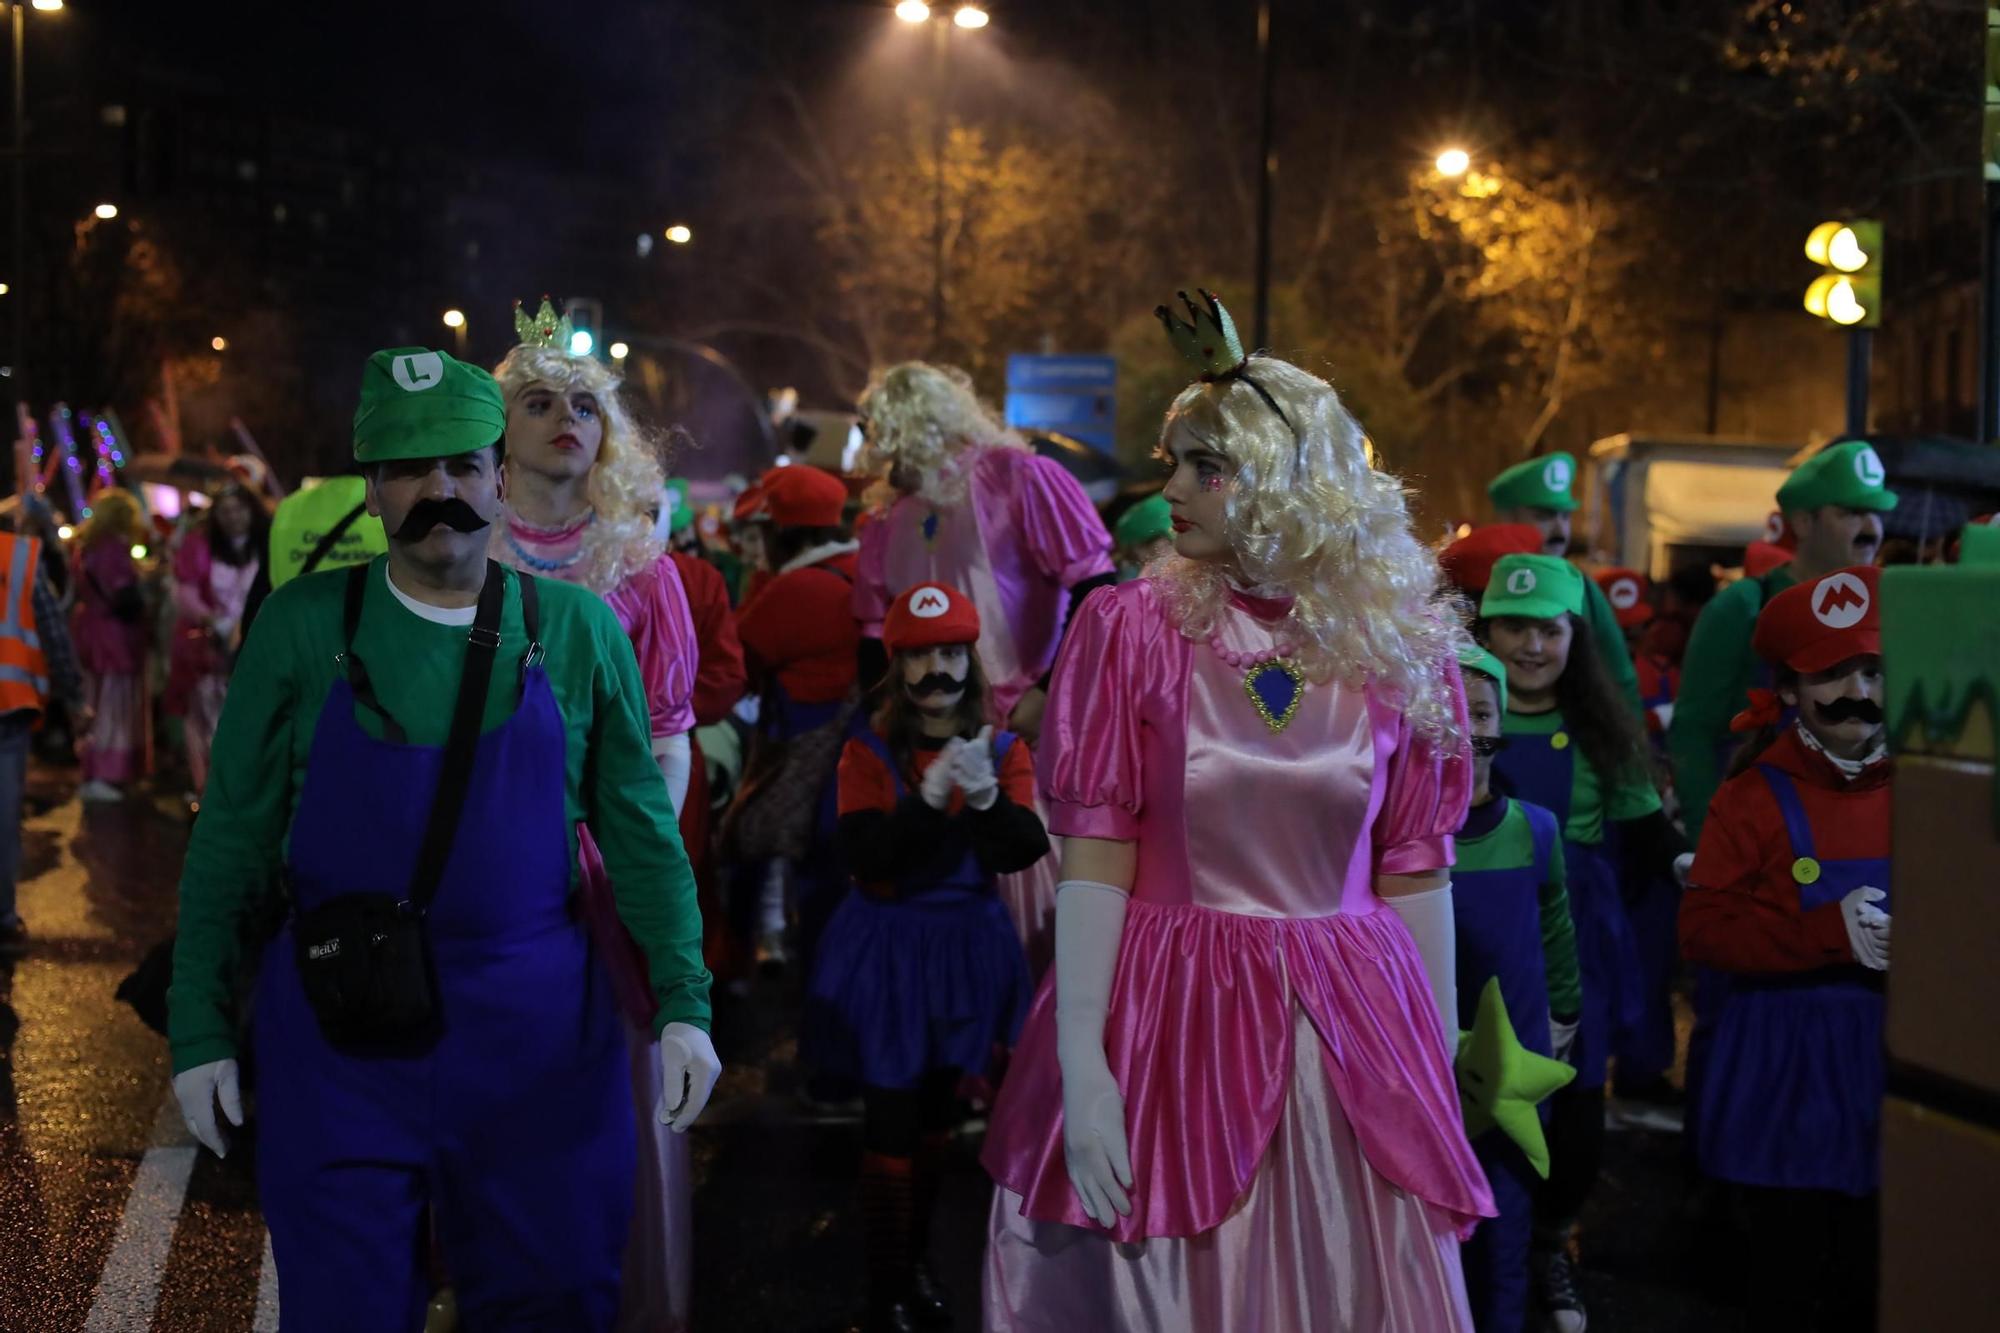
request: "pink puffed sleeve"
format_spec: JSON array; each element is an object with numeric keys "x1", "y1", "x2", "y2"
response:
[
  {"x1": 852, "y1": 515, "x2": 892, "y2": 637},
  {"x1": 622, "y1": 555, "x2": 699, "y2": 738},
  {"x1": 1036, "y1": 582, "x2": 1144, "y2": 841},
  {"x1": 1013, "y1": 451, "x2": 1115, "y2": 587},
  {"x1": 1372, "y1": 656, "x2": 1474, "y2": 876}
]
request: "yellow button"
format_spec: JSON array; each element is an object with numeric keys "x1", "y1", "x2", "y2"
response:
[
  {"x1": 1551, "y1": 732, "x2": 1570, "y2": 751},
  {"x1": 1792, "y1": 857, "x2": 1821, "y2": 886}
]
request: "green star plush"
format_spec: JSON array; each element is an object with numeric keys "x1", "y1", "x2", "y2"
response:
[{"x1": 1454, "y1": 977, "x2": 1576, "y2": 1178}]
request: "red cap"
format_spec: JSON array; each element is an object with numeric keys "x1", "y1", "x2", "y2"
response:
[
  {"x1": 731, "y1": 480, "x2": 769, "y2": 523},
  {"x1": 1440, "y1": 524, "x2": 1543, "y2": 594},
  {"x1": 1751, "y1": 565, "x2": 1881, "y2": 674},
  {"x1": 1593, "y1": 568, "x2": 1654, "y2": 629},
  {"x1": 1743, "y1": 541, "x2": 1794, "y2": 579},
  {"x1": 759, "y1": 464, "x2": 847, "y2": 528},
  {"x1": 883, "y1": 582, "x2": 981, "y2": 656}
]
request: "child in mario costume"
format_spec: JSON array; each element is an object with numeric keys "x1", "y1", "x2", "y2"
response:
[
  {"x1": 1679, "y1": 564, "x2": 1890, "y2": 1333},
  {"x1": 805, "y1": 580, "x2": 1043, "y2": 1331}
]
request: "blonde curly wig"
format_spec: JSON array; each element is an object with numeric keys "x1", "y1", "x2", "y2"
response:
[
  {"x1": 493, "y1": 344, "x2": 667, "y2": 594},
  {"x1": 855, "y1": 361, "x2": 1026, "y2": 506},
  {"x1": 78, "y1": 487, "x2": 148, "y2": 550},
  {"x1": 1149, "y1": 356, "x2": 1469, "y2": 743}
]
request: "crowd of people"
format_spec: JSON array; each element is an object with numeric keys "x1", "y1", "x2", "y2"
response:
[{"x1": 0, "y1": 286, "x2": 1937, "y2": 1332}]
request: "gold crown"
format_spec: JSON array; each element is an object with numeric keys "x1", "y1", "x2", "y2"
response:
[{"x1": 513, "y1": 296, "x2": 575, "y2": 350}]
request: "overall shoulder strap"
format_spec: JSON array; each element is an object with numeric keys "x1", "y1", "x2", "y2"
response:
[
  {"x1": 406, "y1": 560, "x2": 507, "y2": 909},
  {"x1": 1754, "y1": 764, "x2": 1815, "y2": 862},
  {"x1": 854, "y1": 727, "x2": 905, "y2": 798}
]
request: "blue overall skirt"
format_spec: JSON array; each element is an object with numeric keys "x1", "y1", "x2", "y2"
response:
[
  {"x1": 1692, "y1": 766, "x2": 1888, "y2": 1196},
  {"x1": 1493, "y1": 727, "x2": 1641, "y2": 1092},
  {"x1": 803, "y1": 731, "x2": 1032, "y2": 1091},
  {"x1": 255, "y1": 667, "x2": 633, "y2": 1330},
  {"x1": 1454, "y1": 798, "x2": 1561, "y2": 1333}
]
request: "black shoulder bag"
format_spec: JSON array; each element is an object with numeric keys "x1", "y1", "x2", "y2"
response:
[{"x1": 293, "y1": 559, "x2": 541, "y2": 1050}]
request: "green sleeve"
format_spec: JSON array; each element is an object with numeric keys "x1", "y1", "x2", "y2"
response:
[
  {"x1": 585, "y1": 609, "x2": 714, "y2": 1035},
  {"x1": 1606, "y1": 766, "x2": 1664, "y2": 821},
  {"x1": 1581, "y1": 575, "x2": 1642, "y2": 715},
  {"x1": 167, "y1": 606, "x2": 298, "y2": 1072},
  {"x1": 1537, "y1": 837, "x2": 1582, "y2": 1020},
  {"x1": 1667, "y1": 580, "x2": 1758, "y2": 844}
]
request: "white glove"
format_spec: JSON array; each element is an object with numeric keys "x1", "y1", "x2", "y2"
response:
[
  {"x1": 656, "y1": 1022, "x2": 723, "y2": 1132},
  {"x1": 1549, "y1": 1015, "x2": 1579, "y2": 1065},
  {"x1": 653, "y1": 732, "x2": 693, "y2": 818},
  {"x1": 952, "y1": 725, "x2": 999, "y2": 811},
  {"x1": 211, "y1": 614, "x2": 237, "y2": 643},
  {"x1": 1055, "y1": 879, "x2": 1133, "y2": 1226},
  {"x1": 1841, "y1": 886, "x2": 1891, "y2": 971},
  {"x1": 1672, "y1": 852, "x2": 1695, "y2": 889},
  {"x1": 173, "y1": 1058, "x2": 243, "y2": 1158},
  {"x1": 918, "y1": 738, "x2": 965, "y2": 810},
  {"x1": 1384, "y1": 882, "x2": 1458, "y2": 1042}
]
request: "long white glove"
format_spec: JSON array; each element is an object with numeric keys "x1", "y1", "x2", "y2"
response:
[
  {"x1": 951, "y1": 725, "x2": 999, "y2": 810},
  {"x1": 656, "y1": 1021, "x2": 723, "y2": 1133},
  {"x1": 918, "y1": 738, "x2": 966, "y2": 810},
  {"x1": 1055, "y1": 879, "x2": 1133, "y2": 1226},
  {"x1": 653, "y1": 732, "x2": 693, "y2": 818},
  {"x1": 1384, "y1": 882, "x2": 1458, "y2": 1041},
  {"x1": 1549, "y1": 1015, "x2": 1579, "y2": 1065},
  {"x1": 173, "y1": 1058, "x2": 243, "y2": 1158},
  {"x1": 1841, "y1": 886, "x2": 1891, "y2": 971}
]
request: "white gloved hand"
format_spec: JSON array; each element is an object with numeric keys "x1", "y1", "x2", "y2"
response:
[
  {"x1": 1841, "y1": 886, "x2": 1891, "y2": 971},
  {"x1": 1055, "y1": 879, "x2": 1134, "y2": 1226},
  {"x1": 1549, "y1": 1015, "x2": 1579, "y2": 1065},
  {"x1": 918, "y1": 738, "x2": 965, "y2": 810},
  {"x1": 952, "y1": 726, "x2": 999, "y2": 811},
  {"x1": 1384, "y1": 882, "x2": 1459, "y2": 1042},
  {"x1": 1672, "y1": 852, "x2": 1695, "y2": 889},
  {"x1": 653, "y1": 732, "x2": 693, "y2": 818},
  {"x1": 173, "y1": 1058, "x2": 243, "y2": 1158},
  {"x1": 656, "y1": 1022, "x2": 723, "y2": 1133},
  {"x1": 211, "y1": 615, "x2": 237, "y2": 643}
]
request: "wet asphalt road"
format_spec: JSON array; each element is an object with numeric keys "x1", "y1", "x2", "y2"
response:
[{"x1": 1, "y1": 762, "x2": 1749, "y2": 1332}]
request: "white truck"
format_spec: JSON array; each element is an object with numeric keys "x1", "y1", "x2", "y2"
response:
[{"x1": 1581, "y1": 433, "x2": 1802, "y2": 578}]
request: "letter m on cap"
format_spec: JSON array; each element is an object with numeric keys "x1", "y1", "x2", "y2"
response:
[{"x1": 911, "y1": 587, "x2": 950, "y2": 617}]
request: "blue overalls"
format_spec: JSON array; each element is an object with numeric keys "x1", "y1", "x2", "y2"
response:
[
  {"x1": 1493, "y1": 718, "x2": 1640, "y2": 1092},
  {"x1": 803, "y1": 730, "x2": 1032, "y2": 1091},
  {"x1": 255, "y1": 587, "x2": 633, "y2": 1330},
  {"x1": 1692, "y1": 766, "x2": 1888, "y2": 1196},
  {"x1": 1454, "y1": 798, "x2": 1561, "y2": 1333}
]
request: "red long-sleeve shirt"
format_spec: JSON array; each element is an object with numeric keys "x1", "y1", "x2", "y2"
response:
[
  {"x1": 670, "y1": 550, "x2": 747, "y2": 727},
  {"x1": 1678, "y1": 727, "x2": 1889, "y2": 975},
  {"x1": 737, "y1": 550, "x2": 860, "y2": 705}
]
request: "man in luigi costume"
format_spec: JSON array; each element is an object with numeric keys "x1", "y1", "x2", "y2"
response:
[
  {"x1": 1488, "y1": 450, "x2": 1641, "y2": 714},
  {"x1": 168, "y1": 347, "x2": 718, "y2": 1331},
  {"x1": 1669, "y1": 438, "x2": 1896, "y2": 844}
]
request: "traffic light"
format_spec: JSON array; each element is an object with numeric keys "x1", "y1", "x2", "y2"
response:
[
  {"x1": 564, "y1": 297, "x2": 603, "y2": 357},
  {"x1": 1803, "y1": 220, "x2": 1882, "y2": 328}
]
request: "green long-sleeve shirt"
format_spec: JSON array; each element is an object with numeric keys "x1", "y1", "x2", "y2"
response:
[
  {"x1": 167, "y1": 558, "x2": 711, "y2": 1074},
  {"x1": 1455, "y1": 796, "x2": 1583, "y2": 1020},
  {"x1": 1666, "y1": 565, "x2": 1796, "y2": 845},
  {"x1": 1579, "y1": 571, "x2": 1642, "y2": 716}
]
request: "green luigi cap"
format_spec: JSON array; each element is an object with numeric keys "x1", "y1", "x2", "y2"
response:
[
  {"x1": 1455, "y1": 643, "x2": 1509, "y2": 714},
  {"x1": 1480, "y1": 554, "x2": 1586, "y2": 622},
  {"x1": 1775, "y1": 439, "x2": 1898, "y2": 515},
  {"x1": 351, "y1": 347, "x2": 506, "y2": 464},
  {"x1": 1487, "y1": 451, "x2": 1578, "y2": 513},
  {"x1": 664, "y1": 479, "x2": 695, "y2": 535},
  {"x1": 1114, "y1": 493, "x2": 1173, "y2": 548}
]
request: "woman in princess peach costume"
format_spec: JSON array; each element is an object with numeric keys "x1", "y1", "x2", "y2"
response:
[{"x1": 980, "y1": 292, "x2": 1494, "y2": 1332}]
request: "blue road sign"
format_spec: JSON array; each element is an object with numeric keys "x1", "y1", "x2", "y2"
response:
[{"x1": 1005, "y1": 354, "x2": 1117, "y2": 453}]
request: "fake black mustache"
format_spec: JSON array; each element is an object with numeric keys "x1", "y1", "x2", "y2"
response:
[
  {"x1": 905, "y1": 673, "x2": 965, "y2": 696},
  {"x1": 393, "y1": 498, "x2": 490, "y2": 541},
  {"x1": 1813, "y1": 698, "x2": 1883, "y2": 725},
  {"x1": 1470, "y1": 734, "x2": 1509, "y2": 757}
]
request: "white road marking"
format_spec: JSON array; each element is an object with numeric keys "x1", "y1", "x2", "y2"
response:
[
  {"x1": 254, "y1": 1230, "x2": 280, "y2": 1331},
  {"x1": 82, "y1": 1097, "x2": 197, "y2": 1332}
]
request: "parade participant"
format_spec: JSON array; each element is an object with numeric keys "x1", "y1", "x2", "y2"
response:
[
  {"x1": 266, "y1": 473, "x2": 387, "y2": 588},
  {"x1": 71, "y1": 487, "x2": 151, "y2": 803},
  {"x1": 1670, "y1": 439, "x2": 1896, "y2": 844},
  {"x1": 1478, "y1": 552, "x2": 1682, "y2": 1333},
  {"x1": 168, "y1": 346, "x2": 718, "y2": 1333},
  {"x1": 1486, "y1": 454, "x2": 1640, "y2": 711},
  {"x1": 1109, "y1": 493, "x2": 1172, "y2": 580},
  {"x1": 1451, "y1": 645, "x2": 1581, "y2": 1333},
  {"x1": 981, "y1": 292, "x2": 1492, "y2": 1332},
  {"x1": 807, "y1": 581, "x2": 1040, "y2": 1332},
  {"x1": 0, "y1": 517, "x2": 83, "y2": 953},
  {"x1": 165, "y1": 484, "x2": 266, "y2": 802},
  {"x1": 490, "y1": 302, "x2": 706, "y2": 1333},
  {"x1": 1679, "y1": 565, "x2": 1889, "y2": 1333}
]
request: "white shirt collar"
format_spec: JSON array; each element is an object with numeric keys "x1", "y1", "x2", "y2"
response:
[
  {"x1": 778, "y1": 539, "x2": 861, "y2": 575},
  {"x1": 1793, "y1": 718, "x2": 1887, "y2": 782},
  {"x1": 383, "y1": 562, "x2": 478, "y2": 627}
]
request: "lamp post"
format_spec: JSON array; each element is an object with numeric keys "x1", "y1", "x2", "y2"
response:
[
  {"x1": 442, "y1": 308, "x2": 467, "y2": 359},
  {"x1": 895, "y1": 4, "x2": 989, "y2": 355}
]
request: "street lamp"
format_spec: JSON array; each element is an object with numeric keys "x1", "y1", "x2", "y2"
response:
[
  {"x1": 442, "y1": 308, "x2": 467, "y2": 358},
  {"x1": 664, "y1": 224, "x2": 692, "y2": 245},
  {"x1": 609, "y1": 341, "x2": 630, "y2": 361},
  {"x1": 210, "y1": 336, "x2": 226, "y2": 352},
  {"x1": 894, "y1": 2, "x2": 990, "y2": 354},
  {"x1": 953, "y1": 5, "x2": 989, "y2": 27},
  {"x1": 895, "y1": 1, "x2": 930, "y2": 21},
  {"x1": 92, "y1": 202, "x2": 117, "y2": 220},
  {"x1": 29, "y1": 2, "x2": 60, "y2": 12},
  {"x1": 1436, "y1": 148, "x2": 1470, "y2": 178}
]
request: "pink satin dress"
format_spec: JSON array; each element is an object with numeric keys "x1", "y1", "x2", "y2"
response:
[
  {"x1": 980, "y1": 579, "x2": 1494, "y2": 1333},
  {"x1": 854, "y1": 445, "x2": 1114, "y2": 973}
]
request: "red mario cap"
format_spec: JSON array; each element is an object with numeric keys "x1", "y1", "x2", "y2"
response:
[
  {"x1": 883, "y1": 582, "x2": 981, "y2": 656},
  {"x1": 731, "y1": 479, "x2": 769, "y2": 523},
  {"x1": 1593, "y1": 568, "x2": 1654, "y2": 629},
  {"x1": 1751, "y1": 565, "x2": 1881, "y2": 674},
  {"x1": 759, "y1": 464, "x2": 848, "y2": 529},
  {"x1": 1439, "y1": 524, "x2": 1543, "y2": 595}
]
